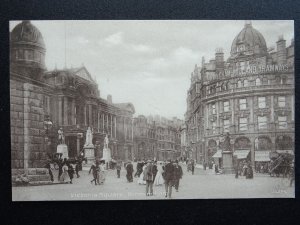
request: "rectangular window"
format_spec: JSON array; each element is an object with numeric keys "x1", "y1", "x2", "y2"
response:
[
  {"x1": 212, "y1": 104, "x2": 216, "y2": 114},
  {"x1": 278, "y1": 116, "x2": 287, "y2": 129},
  {"x1": 223, "y1": 119, "x2": 230, "y2": 132},
  {"x1": 258, "y1": 116, "x2": 268, "y2": 130},
  {"x1": 212, "y1": 121, "x2": 216, "y2": 134},
  {"x1": 258, "y1": 97, "x2": 266, "y2": 109},
  {"x1": 239, "y1": 99, "x2": 247, "y2": 110},
  {"x1": 239, "y1": 117, "x2": 248, "y2": 131},
  {"x1": 223, "y1": 101, "x2": 230, "y2": 112},
  {"x1": 278, "y1": 96, "x2": 286, "y2": 108}
]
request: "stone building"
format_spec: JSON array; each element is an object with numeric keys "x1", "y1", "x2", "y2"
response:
[
  {"x1": 185, "y1": 21, "x2": 294, "y2": 167},
  {"x1": 133, "y1": 115, "x2": 182, "y2": 161},
  {"x1": 10, "y1": 20, "x2": 135, "y2": 171}
]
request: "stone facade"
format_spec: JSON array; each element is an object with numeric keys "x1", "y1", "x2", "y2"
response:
[
  {"x1": 133, "y1": 115, "x2": 182, "y2": 161},
  {"x1": 10, "y1": 21, "x2": 135, "y2": 173},
  {"x1": 185, "y1": 22, "x2": 294, "y2": 166}
]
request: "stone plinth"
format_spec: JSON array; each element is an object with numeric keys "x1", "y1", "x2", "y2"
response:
[
  {"x1": 102, "y1": 147, "x2": 111, "y2": 162},
  {"x1": 222, "y1": 151, "x2": 235, "y2": 174},
  {"x1": 57, "y1": 144, "x2": 68, "y2": 159},
  {"x1": 84, "y1": 146, "x2": 95, "y2": 164}
]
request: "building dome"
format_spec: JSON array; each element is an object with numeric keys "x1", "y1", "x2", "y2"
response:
[
  {"x1": 10, "y1": 21, "x2": 46, "y2": 70},
  {"x1": 230, "y1": 22, "x2": 267, "y2": 57}
]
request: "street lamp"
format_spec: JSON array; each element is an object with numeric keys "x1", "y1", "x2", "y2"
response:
[{"x1": 44, "y1": 115, "x2": 53, "y2": 155}]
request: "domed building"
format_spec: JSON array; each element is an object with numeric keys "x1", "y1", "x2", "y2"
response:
[
  {"x1": 185, "y1": 22, "x2": 294, "y2": 171},
  {"x1": 10, "y1": 21, "x2": 135, "y2": 178}
]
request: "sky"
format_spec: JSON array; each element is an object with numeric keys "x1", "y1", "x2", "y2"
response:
[{"x1": 10, "y1": 20, "x2": 294, "y2": 119}]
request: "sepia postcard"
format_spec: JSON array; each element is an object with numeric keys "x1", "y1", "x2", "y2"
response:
[{"x1": 10, "y1": 20, "x2": 295, "y2": 200}]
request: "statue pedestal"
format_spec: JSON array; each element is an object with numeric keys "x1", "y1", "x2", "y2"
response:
[
  {"x1": 84, "y1": 145, "x2": 95, "y2": 165},
  {"x1": 57, "y1": 144, "x2": 68, "y2": 159},
  {"x1": 222, "y1": 151, "x2": 235, "y2": 174}
]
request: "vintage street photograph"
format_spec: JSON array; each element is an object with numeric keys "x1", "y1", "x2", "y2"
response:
[{"x1": 10, "y1": 20, "x2": 295, "y2": 200}]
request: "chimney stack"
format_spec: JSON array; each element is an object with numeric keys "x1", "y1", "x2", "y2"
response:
[
  {"x1": 276, "y1": 35, "x2": 287, "y2": 64},
  {"x1": 107, "y1": 95, "x2": 112, "y2": 104}
]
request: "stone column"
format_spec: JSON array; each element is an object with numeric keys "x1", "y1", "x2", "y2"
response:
[
  {"x1": 110, "y1": 115, "x2": 113, "y2": 137},
  {"x1": 84, "y1": 105, "x2": 87, "y2": 125},
  {"x1": 97, "y1": 112, "x2": 100, "y2": 132},
  {"x1": 231, "y1": 98, "x2": 235, "y2": 133},
  {"x1": 102, "y1": 113, "x2": 105, "y2": 132},
  {"x1": 58, "y1": 97, "x2": 63, "y2": 126},
  {"x1": 216, "y1": 102, "x2": 219, "y2": 134},
  {"x1": 114, "y1": 116, "x2": 117, "y2": 139},
  {"x1": 89, "y1": 104, "x2": 92, "y2": 127},
  {"x1": 77, "y1": 134, "x2": 81, "y2": 156},
  {"x1": 71, "y1": 98, "x2": 75, "y2": 125},
  {"x1": 249, "y1": 97, "x2": 254, "y2": 132},
  {"x1": 106, "y1": 114, "x2": 109, "y2": 133},
  {"x1": 63, "y1": 96, "x2": 68, "y2": 125}
]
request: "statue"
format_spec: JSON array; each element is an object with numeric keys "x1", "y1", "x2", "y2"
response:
[
  {"x1": 104, "y1": 134, "x2": 109, "y2": 149},
  {"x1": 223, "y1": 132, "x2": 231, "y2": 152},
  {"x1": 58, "y1": 128, "x2": 65, "y2": 144},
  {"x1": 84, "y1": 127, "x2": 93, "y2": 147}
]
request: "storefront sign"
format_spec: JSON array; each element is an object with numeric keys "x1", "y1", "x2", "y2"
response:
[
  {"x1": 255, "y1": 151, "x2": 270, "y2": 162},
  {"x1": 218, "y1": 64, "x2": 289, "y2": 77}
]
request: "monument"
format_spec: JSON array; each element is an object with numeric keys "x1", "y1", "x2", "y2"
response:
[
  {"x1": 83, "y1": 127, "x2": 95, "y2": 164},
  {"x1": 221, "y1": 132, "x2": 235, "y2": 174},
  {"x1": 57, "y1": 128, "x2": 68, "y2": 159},
  {"x1": 102, "y1": 134, "x2": 111, "y2": 168}
]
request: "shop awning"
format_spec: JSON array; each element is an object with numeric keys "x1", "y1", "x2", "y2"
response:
[
  {"x1": 212, "y1": 150, "x2": 222, "y2": 158},
  {"x1": 233, "y1": 150, "x2": 250, "y2": 159},
  {"x1": 276, "y1": 150, "x2": 294, "y2": 155},
  {"x1": 255, "y1": 151, "x2": 270, "y2": 162}
]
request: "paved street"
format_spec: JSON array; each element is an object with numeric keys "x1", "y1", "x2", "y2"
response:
[{"x1": 12, "y1": 163, "x2": 294, "y2": 201}]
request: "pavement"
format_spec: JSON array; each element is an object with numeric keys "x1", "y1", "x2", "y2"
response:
[{"x1": 12, "y1": 163, "x2": 294, "y2": 201}]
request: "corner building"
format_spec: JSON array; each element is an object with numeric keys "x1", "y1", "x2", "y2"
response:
[
  {"x1": 185, "y1": 22, "x2": 294, "y2": 167},
  {"x1": 10, "y1": 21, "x2": 135, "y2": 170}
]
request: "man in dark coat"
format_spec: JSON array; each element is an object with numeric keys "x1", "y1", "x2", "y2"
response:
[
  {"x1": 116, "y1": 161, "x2": 122, "y2": 178},
  {"x1": 173, "y1": 160, "x2": 183, "y2": 192},
  {"x1": 164, "y1": 159, "x2": 175, "y2": 199},
  {"x1": 144, "y1": 160, "x2": 154, "y2": 196},
  {"x1": 67, "y1": 163, "x2": 74, "y2": 184},
  {"x1": 152, "y1": 161, "x2": 158, "y2": 181},
  {"x1": 126, "y1": 161, "x2": 134, "y2": 182}
]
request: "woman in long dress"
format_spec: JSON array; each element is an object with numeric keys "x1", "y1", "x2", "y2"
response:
[
  {"x1": 137, "y1": 164, "x2": 147, "y2": 185},
  {"x1": 60, "y1": 163, "x2": 71, "y2": 183},
  {"x1": 99, "y1": 161, "x2": 106, "y2": 184},
  {"x1": 154, "y1": 162, "x2": 164, "y2": 186}
]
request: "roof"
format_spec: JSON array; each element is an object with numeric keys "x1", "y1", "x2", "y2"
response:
[
  {"x1": 67, "y1": 66, "x2": 96, "y2": 83},
  {"x1": 114, "y1": 103, "x2": 135, "y2": 114}
]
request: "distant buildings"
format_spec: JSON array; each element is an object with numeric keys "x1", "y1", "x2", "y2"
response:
[
  {"x1": 185, "y1": 21, "x2": 294, "y2": 167},
  {"x1": 133, "y1": 115, "x2": 182, "y2": 161}
]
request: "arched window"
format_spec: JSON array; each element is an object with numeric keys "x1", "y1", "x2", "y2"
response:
[
  {"x1": 237, "y1": 80, "x2": 242, "y2": 88},
  {"x1": 243, "y1": 79, "x2": 248, "y2": 87},
  {"x1": 255, "y1": 78, "x2": 261, "y2": 86}
]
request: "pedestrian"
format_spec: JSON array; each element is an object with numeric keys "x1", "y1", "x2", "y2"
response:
[
  {"x1": 60, "y1": 162, "x2": 71, "y2": 183},
  {"x1": 235, "y1": 162, "x2": 239, "y2": 179},
  {"x1": 164, "y1": 159, "x2": 174, "y2": 199},
  {"x1": 116, "y1": 161, "x2": 122, "y2": 178},
  {"x1": 173, "y1": 160, "x2": 183, "y2": 192},
  {"x1": 191, "y1": 160, "x2": 195, "y2": 175},
  {"x1": 154, "y1": 162, "x2": 164, "y2": 186},
  {"x1": 45, "y1": 159, "x2": 54, "y2": 182},
  {"x1": 138, "y1": 163, "x2": 147, "y2": 185},
  {"x1": 144, "y1": 160, "x2": 154, "y2": 196},
  {"x1": 152, "y1": 161, "x2": 158, "y2": 181},
  {"x1": 89, "y1": 161, "x2": 99, "y2": 185},
  {"x1": 75, "y1": 162, "x2": 80, "y2": 178},
  {"x1": 246, "y1": 163, "x2": 253, "y2": 179},
  {"x1": 58, "y1": 158, "x2": 63, "y2": 181},
  {"x1": 99, "y1": 160, "x2": 106, "y2": 184},
  {"x1": 67, "y1": 163, "x2": 74, "y2": 184},
  {"x1": 203, "y1": 161, "x2": 207, "y2": 170},
  {"x1": 126, "y1": 161, "x2": 134, "y2": 182}
]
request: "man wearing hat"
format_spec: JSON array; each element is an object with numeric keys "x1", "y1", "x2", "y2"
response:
[
  {"x1": 164, "y1": 159, "x2": 175, "y2": 199},
  {"x1": 173, "y1": 160, "x2": 183, "y2": 192},
  {"x1": 144, "y1": 160, "x2": 154, "y2": 196}
]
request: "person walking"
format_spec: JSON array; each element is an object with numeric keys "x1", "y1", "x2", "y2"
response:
[
  {"x1": 144, "y1": 160, "x2": 154, "y2": 196},
  {"x1": 99, "y1": 161, "x2": 106, "y2": 184},
  {"x1": 138, "y1": 163, "x2": 147, "y2": 185},
  {"x1": 152, "y1": 161, "x2": 158, "y2": 181},
  {"x1": 126, "y1": 161, "x2": 134, "y2": 182},
  {"x1": 191, "y1": 160, "x2": 195, "y2": 175},
  {"x1": 89, "y1": 161, "x2": 99, "y2": 185},
  {"x1": 235, "y1": 161, "x2": 239, "y2": 179},
  {"x1": 67, "y1": 163, "x2": 74, "y2": 184},
  {"x1": 154, "y1": 162, "x2": 164, "y2": 186},
  {"x1": 60, "y1": 162, "x2": 71, "y2": 183},
  {"x1": 116, "y1": 160, "x2": 122, "y2": 178},
  {"x1": 164, "y1": 159, "x2": 174, "y2": 199},
  {"x1": 173, "y1": 160, "x2": 183, "y2": 192}
]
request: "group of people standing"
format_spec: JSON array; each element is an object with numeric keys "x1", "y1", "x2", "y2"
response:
[
  {"x1": 235, "y1": 160, "x2": 253, "y2": 179},
  {"x1": 124, "y1": 159, "x2": 183, "y2": 199},
  {"x1": 89, "y1": 160, "x2": 106, "y2": 185}
]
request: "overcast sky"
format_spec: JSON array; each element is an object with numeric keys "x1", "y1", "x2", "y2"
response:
[{"x1": 10, "y1": 20, "x2": 294, "y2": 119}]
